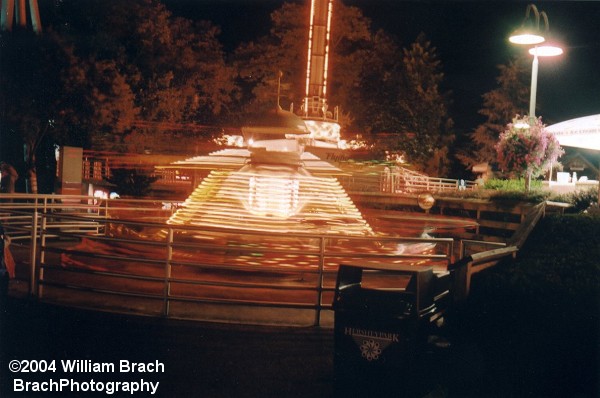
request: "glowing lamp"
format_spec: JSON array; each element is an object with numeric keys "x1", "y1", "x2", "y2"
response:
[
  {"x1": 528, "y1": 44, "x2": 563, "y2": 57},
  {"x1": 508, "y1": 4, "x2": 546, "y2": 45},
  {"x1": 417, "y1": 193, "x2": 435, "y2": 211},
  {"x1": 509, "y1": 4, "x2": 564, "y2": 121},
  {"x1": 509, "y1": 31, "x2": 545, "y2": 45}
]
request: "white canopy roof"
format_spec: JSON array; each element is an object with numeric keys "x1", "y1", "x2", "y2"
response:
[{"x1": 546, "y1": 114, "x2": 600, "y2": 151}]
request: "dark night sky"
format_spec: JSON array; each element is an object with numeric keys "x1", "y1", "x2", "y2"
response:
[{"x1": 161, "y1": 0, "x2": 600, "y2": 133}]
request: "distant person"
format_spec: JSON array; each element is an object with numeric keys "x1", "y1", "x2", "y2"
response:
[
  {"x1": 0, "y1": 162, "x2": 18, "y2": 194},
  {"x1": 0, "y1": 225, "x2": 15, "y2": 304},
  {"x1": 475, "y1": 175, "x2": 485, "y2": 188}
]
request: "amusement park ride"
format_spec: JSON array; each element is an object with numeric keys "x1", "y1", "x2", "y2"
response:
[
  {"x1": 2, "y1": 0, "x2": 486, "y2": 331},
  {"x1": 163, "y1": 0, "x2": 376, "y2": 236},
  {"x1": 299, "y1": 0, "x2": 342, "y2": 149}
]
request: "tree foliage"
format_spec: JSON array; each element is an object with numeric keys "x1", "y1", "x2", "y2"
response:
[
  {"x1": 45, "y1": 0, "x2": 236, "y2": 152},
  {"x1": 364, "y1": 33, "x2": 454, "y2": 175},
  {"x1": 0, "y1": 29, "x2": 74, "y2": 191},
  {"x1": 396, "y1": 34, "x2": 454, "y2": 175},
  {"x1": 233, "y1": 1, "x2": 373, "y2": 124},
  {"x1": 458, "y1": 55, "x2": 530, "y2": 169},
  {"x1": 3, "y1": 0, "x2": 462, "y2": 185},
  {"x1": 234, "y1": 5, "x2": 453, "y2": 175}
]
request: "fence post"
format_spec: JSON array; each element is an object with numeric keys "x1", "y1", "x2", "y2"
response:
[
  {"x1": 29, "y1": 211, "x2": 38, "y2": 296},
  {"x1": 39, "y1": 214, "x2": 47, "y2": 279},
  {"x1": 163, "y1": 228, "x2": 174, "y2": 317},
  {"x1": 314, "y1": 236, "x2": 326, "y2": 327}
]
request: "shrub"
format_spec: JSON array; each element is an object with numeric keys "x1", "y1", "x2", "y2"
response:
[
  {"x1": 551, "y1": 187, "x2": 599, "y2": 213},
  {"x1": 104, "y1": 168, "x2": 158, "y2": 197},
  {"x1": 437, "y1": 178, "x2": 550, "y2": 203},
  {"x1": 483, "y1": 177, "x2": 542, "y2": 191},
  {"x1": 468, "y1": 214, "x2": 600, "y2": 397}
]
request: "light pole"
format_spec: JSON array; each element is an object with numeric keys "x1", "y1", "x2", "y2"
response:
[
  {"x1": 509, "y1": 4, "x2": 564, "y2": 189},
  {"x1": 509, "y1": 4, "x2": 563, "y2": 125}
]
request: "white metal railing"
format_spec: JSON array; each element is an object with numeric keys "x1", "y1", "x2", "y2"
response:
[
  {"x1": 79, "y1": 150, "x2": 476, "y2": 194},
  {"x1": 338, "y1": 171, "x2": 476, "y2": 194},
  {"x1": 2, "y1": 193, "x2": 548, "y2": 325},
  {"x1": 1, "y1": 194, "x2": 456, "y2": 327}
]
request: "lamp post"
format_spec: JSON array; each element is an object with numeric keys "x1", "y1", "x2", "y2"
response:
[
  {"x1": 509, "y1": 4, "x2": 564, "y2": 189},
  {"x1": 509, "y1": 4, "x2": 563, "y2": 125}
]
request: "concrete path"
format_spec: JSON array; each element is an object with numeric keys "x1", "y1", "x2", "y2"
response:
[{"x1": 1, "y1": 298, "x2": 335, "y2": 398}]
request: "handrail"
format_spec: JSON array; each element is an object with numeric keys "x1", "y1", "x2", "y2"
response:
[
  {"x1": 2, "y1": 193, "x2": 545, "y2": 326},
  {"x1": 450, "y1": 202, "x2": 547, "y2": 302},
  {"x1": 1, "y1": 197, "x2": 454, "y2": 327},
  {"x1": 78, "y1": 152, "x2": 476, "y2": 194}
]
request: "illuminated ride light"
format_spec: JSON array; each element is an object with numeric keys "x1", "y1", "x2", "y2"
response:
[
  {"x1": 214, "y1": 134, "x2": 244, "y2": 147},
  {"x1": 167, "y1": 165, "x2": 374, "y2": 236},
  {"x1": 247, "y1": 170, "x2": 301, "y2": 218},
  {"x1": 303, "y1": 120, "x2": 341, "y2": 146}
]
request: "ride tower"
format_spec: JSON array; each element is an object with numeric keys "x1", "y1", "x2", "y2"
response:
[
  {"x1": 0, "y1": 0, "x2": 42, "y2": 33},
  {"x1": 300, "y1": 0, "x2": 342, "y2": 149}
]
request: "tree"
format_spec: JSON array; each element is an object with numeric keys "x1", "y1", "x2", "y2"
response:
[
  {"x1": 232, "y1": 2, "x2": 374, "y2": 126},
  {"x1": 396, "y1": 34, "x2": 454, "y2": 175},
  {"x1": 0, "y1": 29, "x2": 73, "y2": 192},
  {"x1": 234, "y1": 5, "x2": 454, "y2": 175},
  {"x1": 365, "y1": 33, "x2": 454, "y2": 175},
  {"x1": 50, "y1": 0, "x2": 236, "y2": 152},
  {"x1": 354, "y1": 31, "x2": 404, "y2": 133},
  {"x1": 458, "y1": 55, "x2": 530, "y2": 170},
  {"x1": 495, "y1": 116, "x2": 564, "y2": 191}
]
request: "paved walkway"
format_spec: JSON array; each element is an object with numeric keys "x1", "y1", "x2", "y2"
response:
[
  {"x1": 4, "y1": 292, "x2": 592, "y2": 398},
  {"x1": 1, "y1": 298, "x2": 335, "y2": 398}
]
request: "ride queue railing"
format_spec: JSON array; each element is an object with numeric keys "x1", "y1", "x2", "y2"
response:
[{"x1": 1, "y1": 194, "x2": 455, "y2": 327}]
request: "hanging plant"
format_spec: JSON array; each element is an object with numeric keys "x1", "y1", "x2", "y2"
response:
[{"x1": 495, "y1": 116, "x2": 564, "y2": 182}]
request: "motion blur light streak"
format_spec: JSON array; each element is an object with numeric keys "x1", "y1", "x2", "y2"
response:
[{"x1": 167, "y1": 163, "x2": 373, "y2": 235}]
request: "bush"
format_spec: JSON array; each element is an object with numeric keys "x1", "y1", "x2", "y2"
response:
[
  {"x1": 438, "y1": 178, "x2": 550, "y2": 203},
  {"x1": 468, "y1": 214, "x2": 600, "y2": 397},
  {"x1": 551, "y1": 187, "x2": 599, "y2": 213},
  {"x1": 104, "y1": 168, "x2": 158, "y2": 197},
  {"x1": 483, "y1": 177, "x2": 542, "y2": 191}
]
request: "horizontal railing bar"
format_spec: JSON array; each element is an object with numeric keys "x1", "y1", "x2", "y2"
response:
[
  {"x1": 51, "y1": 233, "x2": 169, "y2": 249},
  {"x1": 37, "y1": 211, "x2": 455, "y2": 242},
  {"x1": 39, "y1": 281, "x2": 166, "y2": 301},
  {"x1": 168, "y1": 260, "x2": 326, "y2": 274},
  {"x1": 40, "y1": 263, "x2": 324, "y2": 292},
  {"x1": 41, "y1": 246, "x2": 167, "y2": 266},
  {"x1": 460, "y1": 240, "x2": 507, "y2": 246},
  {"x1": 40, "y1": 280, "x2": 335, "y2": 311},
  {"x1": 168, "y1": 278, "x2": 323, "y2": 291},
  {"x1": 40, "y1": 263, "x2": 167, "y2": 283},
  {"x1": 166, "y1": 294, "x2": 333, "y2": 310}
]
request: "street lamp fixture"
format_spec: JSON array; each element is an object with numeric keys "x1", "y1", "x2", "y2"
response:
[
  {"x1": 508, "y1": 4, "x2": 546, "y2": 45},
  {"x1": 509, "y1": 4, "x2": 563, "y2": 125},
  {"x1": 528, "y1": 44, "x2": 563, "y2": 58}
]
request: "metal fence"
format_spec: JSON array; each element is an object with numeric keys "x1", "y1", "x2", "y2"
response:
[
  {"x1": 1, "y1": 194, "x2": 456, "y2": 327},
  {"x1": 80, "y1": 150, "x2": 476, "y2": 195},
  {"x1": 338, "y1": 169, "x2": 477, "y2": 194}
]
